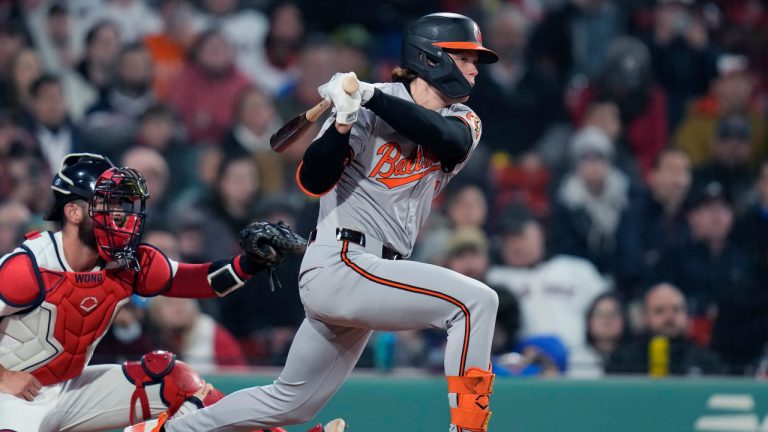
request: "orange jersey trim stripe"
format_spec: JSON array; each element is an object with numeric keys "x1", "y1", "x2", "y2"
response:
[
  {"x1": 339, "y1": 240, "x2": 471, "y2": 375},
  {"x1": 296, "y1": 161, "x2": 330, "y2": 198}
]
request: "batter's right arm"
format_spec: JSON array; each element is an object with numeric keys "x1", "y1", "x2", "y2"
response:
[{"x1": 297, "y1": 124, "x2": 353, "y2": 196}]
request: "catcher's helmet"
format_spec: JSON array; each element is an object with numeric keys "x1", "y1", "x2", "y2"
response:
[
  {"x1": 45, "y1": 153, "x2": 115, "y2": 222},
  {"x1": 401, "y1": 12, "x2": 498, "y2": 99}
]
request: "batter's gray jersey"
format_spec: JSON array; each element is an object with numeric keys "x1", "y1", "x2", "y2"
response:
[{"x1": 312, "y1": 82, "x2": 483, "y2": 256}]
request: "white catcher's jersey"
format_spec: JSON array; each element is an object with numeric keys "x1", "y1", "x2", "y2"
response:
[{"x1": 314, "y1": 82, "x2": 483, "y2": 257}]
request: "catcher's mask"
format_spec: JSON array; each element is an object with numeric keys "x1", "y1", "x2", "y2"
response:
[{"x1": 89, "y1": 167, "x2": 150, "y2": 270}]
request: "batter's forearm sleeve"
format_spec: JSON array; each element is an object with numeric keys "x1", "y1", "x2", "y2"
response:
[
  {"x1": 298, "y1": 125, "x2": 352, "y2": 195},
  {"x1": 365, "y1": 88, "x2": 472, "y2": 170},
  {"x1": 164, "y1": 256, "x2": 263, "y2": 298}
]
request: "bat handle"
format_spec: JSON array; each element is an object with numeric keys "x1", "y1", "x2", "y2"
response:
[
  {"x1": 306, "y1": 99, "x2": 331, "y2": 123},
  {"x1": 306, "y1": 73, "x2": 360, "y2": 122}
]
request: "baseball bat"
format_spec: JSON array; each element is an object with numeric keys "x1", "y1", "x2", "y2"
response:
[{"x1": 270, "y1": 74, "x2": 360, "y2": 153}]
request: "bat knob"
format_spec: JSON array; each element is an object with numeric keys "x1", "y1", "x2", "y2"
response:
[{"x1": 342, "y1": 73, "x2": 359, "y2": 94}]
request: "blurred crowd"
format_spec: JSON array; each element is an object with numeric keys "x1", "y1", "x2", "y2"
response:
[{"x1": 1, "y1": 0, "x2": 768, "y2": 378}]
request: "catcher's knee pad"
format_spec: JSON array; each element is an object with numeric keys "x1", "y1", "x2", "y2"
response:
[
  {"x1": 123, "y1": 350, "x2": 223, "y2": 423},
  {"x1": 447, "y1": 367, "x2": 494, "y2": 432}
]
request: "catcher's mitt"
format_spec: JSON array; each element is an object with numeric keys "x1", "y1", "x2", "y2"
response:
[
  {"x1": 240, "y1": 220, "x2": 307, "y2": 263},
  {"x1": 239, "y1": 221, "x2": 307, "y2": 291}
]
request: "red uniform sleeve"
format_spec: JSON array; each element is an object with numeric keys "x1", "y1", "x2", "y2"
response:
[
  {"x1": 163, "y1": 262, "x2": 219, "y2": 298},
  {"x1": 135, "y1": 244, "x2": 253, "y2": 298},
  {"x1": 166, "y1": 255, "x2": 253, "y2": 298}
]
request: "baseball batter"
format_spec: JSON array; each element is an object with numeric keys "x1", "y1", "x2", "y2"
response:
[{"x1": 157, "y1": 12, "x2": 500, "y2": 432}]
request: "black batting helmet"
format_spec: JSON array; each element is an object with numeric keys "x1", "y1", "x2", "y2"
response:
[
  {"x1": 401, "y1": 12, "x2": 498, "y2": 99},
  {"x1": 45, "y1": 153, "x2": 115, "y2": 222}
]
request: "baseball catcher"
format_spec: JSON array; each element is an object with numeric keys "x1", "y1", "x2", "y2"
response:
[{"x1": 0, "y1": 152, "x2": 316, "y2": 432}]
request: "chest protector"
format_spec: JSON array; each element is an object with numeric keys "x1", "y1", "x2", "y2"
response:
[{"x1": 0, "y1": 232, "x2": 172, "y2": 386}]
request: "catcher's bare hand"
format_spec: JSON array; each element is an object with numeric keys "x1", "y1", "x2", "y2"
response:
[
  {"x1": 0, "y1": 368, "x2": 42, "y2": 401},
  {"x1": 239, "y1": 221, "x2": 307, "y2": 265}
]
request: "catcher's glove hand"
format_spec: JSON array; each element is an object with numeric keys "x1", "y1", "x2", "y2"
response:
[
  {"x1": 239, "y1": 220, "x2": 307, "y2": 264},
  {"x1": 239, "y1": 221, "x2": 307, "y2": 291}
]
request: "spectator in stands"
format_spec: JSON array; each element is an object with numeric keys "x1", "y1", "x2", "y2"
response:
[
  {"x1": 121, "y1": 146, "x2": 172, "y2": 227},
  {"x1": 28, "y1": 3, "x2": 77, "y2": 74},
  {"x1": 199, "y1": 0, "x2": 269, "y2": 91},
  {"x1": 711, "y1": 268, "x2": 768, "y2": 375},
  {"x1": 415, "y1": 181, "x2": 489, "y2": 264},
  {"x1": 23, "y1": 75, "x2": 89, "y2": 174},
  {"x1": 144, "y1": 0, "x2": 202, "y2": 100},
  {"x1": 167, "y1": 29, "x2": 251, "y2": 147},
  {"x1": 222, "y1": 86, "x2": 285, "y2": 195},
  {"x1": 274, "y1": 39, "x2": 336, "y2": 122},
  {"x1": 176, "y1": 209, "x2": 209, "y2": 264},
  {"x1": 0, "y1": 200, "x2": 31, "y2": 255},
  {"x1": 607, "y1": 283, "x2": 723, "y2": 375},
  {"x1": 487, "y1": 204, "x2": 607, "y2": 350},
  {"x1": 569, "y1": 37, "x2": 668, "y2": 177},
  {"x1": 653, "y1": 180, "x2": 755, "y2": 344},
  {"x1": 617, "y1": 148, "x2": 692, "y2": 297},
  {"x1": 442, "y1": 227, "x2": 492, "y2": 283},
  {"x1": 714, "y1": 159, "x2": 768, "y2": 373},
  {"x1": 550, "y1": 126, "x2": 631, "y2": 274},
  {"x1": 0, "y1": 22, "x2": 28, "y2": 86},
  {"x1": 568, "y1": 292, "x2": 627, "y2": 378},
  {"x1": 692, "y1": 113, "x2": 757, "y2": 214},
  {"x1": 42, "y1": 5, "x2": 99, "y2": 121},
  {"x1": 494, "y1": 335, "x2": 568, "y2": 377},
  {"x1": 331, "y1": 24, "x2": 373, "y2": 81},
  {"x1": 4, "y1": 48, "x2": 43, "y2": 121},
  {"x1": 133, "y1": 104, "x2": 190, "y2": 199},
  {"x1": 4, "y1": 151, "x2": 52, "y2": 216},
  {"x1": 489, "y1": 152, "x2": 551, "y2": 220},
  {"x1": 674, "y1": 54, "x2": 767, "y2": 167},
  {"x1": 149, "y1": 295, "x2": 248, "y2": 368},
  {"x1": 182, "y1": 151, "x2": 260, "y2": 261},
  {"x1": 90, "y1": 294, "x2": 155, "y2": 365},
  {"x1": 529, "y1": 0, "x2": 624, "y2": 91},
  {"x1": 735, "y1": 159, "x2": 768, "y2": 277},
  {"x1": 83, "y1": 0, "x2": 162, "y2": 44},
  {"x1": 0, "y1": 111, "x2": 38, "y2": 200},
  {"x1": 470, "y1": 4, "x2": 562, "y2": 155},
  {"x1": 644, "y1": 0, "x2": 718, "y2": 129},
  {"x1": 244, "y1": 1, "x2": 306, "y2": 96},
  {"x1": 83, "y1": 42, "x2": 156, "y2": 158},
  {"x1": 76, "y1": 21, "x2": 122, "y2": 97}
]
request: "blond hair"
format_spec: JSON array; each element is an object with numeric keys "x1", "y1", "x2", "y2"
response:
[{"x1": 391, "y1": 66, "x2": 417, "y2": 84}]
